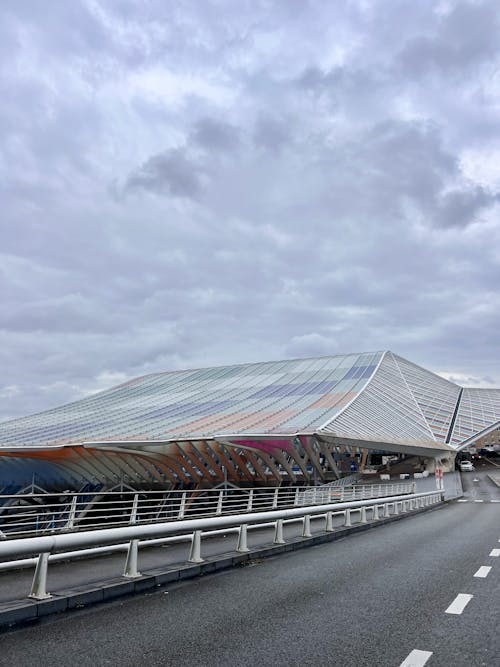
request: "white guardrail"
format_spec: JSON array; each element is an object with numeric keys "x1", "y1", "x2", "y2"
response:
[
  {"x1": 0, "y1": 489, "x2": 443, "y2": 601},
  {"x1": 0, "y1": 483, "x2": 416, "y2": 539}
]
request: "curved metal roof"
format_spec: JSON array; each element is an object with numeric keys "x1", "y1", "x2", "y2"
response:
[
  {"x1": 0, "y1": 351, "x2": 499, "y2": 490},
  {"x1": 0, "y1": 351, "x2": 498, "y2": 450}
]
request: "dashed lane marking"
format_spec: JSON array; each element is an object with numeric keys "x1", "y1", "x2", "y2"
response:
[
  {"x1": 474, "y1": 500, "x2": 484, "y2": 503},
  {"x1": 457, "y1": 499, "x2": 468, "y2": 502},
  {"x1": 399, "y1": 649, "x2": 433, "y2": 666},
  {"x1": 445, "y1": 593, "x2": 473, "y2": 615},
  {"x1": 489, "y1": 549, "x2": 500, "y2": 557},
  {"x1": 474, "y1": 566, "x2": 492, "y2": 578}
]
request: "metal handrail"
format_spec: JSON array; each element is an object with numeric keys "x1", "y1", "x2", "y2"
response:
[
  {"x1": 0, "y1": 490, "x2": 444, "y2": 601},
  {"x1": 0, "y1": 483, "x2": 415, "y2": 539}
]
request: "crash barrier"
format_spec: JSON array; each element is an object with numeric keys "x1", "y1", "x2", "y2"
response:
[
  {"x1": 0, "y1": 482, "x2": 415, "y2": 539},
  {"x1": 0, "y1": 490, "x2": 443, "y2": 601}
]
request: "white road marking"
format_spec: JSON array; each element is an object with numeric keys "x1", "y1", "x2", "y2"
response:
[
  {"x1": 491, "y1": 500, "x2": 500, "y2": 503},
  {"x1": 399, "y1": 649, "x2": 433, "y2": 666},
  {"x1": 445, "y1": 593, "x2": 473, "y2": 614},
  {"x1": 457, "y1": 499, "x2": 468, "y2": 503},
  {"x1": 474, "y1": 566, "x2": 491, "y2": 578},
  {"x1": 489, "y1": 549, "x2": 500, "y2": 557},
  {"x1": 474, "y1": 500, "x2": 484, "y2": 503}
]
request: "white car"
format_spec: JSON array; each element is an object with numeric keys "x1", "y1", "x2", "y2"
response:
[{"x1": 459, "y1": 460, "x2": 474, "y2": 472}]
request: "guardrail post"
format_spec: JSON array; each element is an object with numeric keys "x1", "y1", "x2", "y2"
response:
[
  {"x1": 178, "y1": 492, "x2": 186, "y2": 519},
  {"x1": 237, "y1": 524, "x2": 250, "y2": 553},
  {"x1": 384, "y1": 503, "x2": 390, "y2": 518},
  {"x1": 247, "y1": 489, "x2": 254, "y2": 511},
  {"x1": 272, "y1": 488, "x2": 279, "y2": 509},
  {"x1": 123, "y1": 539, "x2": 141, "y2": 578},
  {"x1": 65, "y1": 496, "x2": 77, "y2": 530},
  {"x1": 325, "y1": 511, "x2": 334, "y2": 532},
  {"x1": 302, "y1": 514, "x2": 312, "y2": 538},
  {"x1": 216, "y1": 490, "x2": 224, "y2": 516},
  {"x1": 394, "y1": 502, "x2": 399, "y2": 515},
  {"x1": 294, "y1": 487, "x2": 300, "y2": 506},
  {"x1": 188, "y1": 530, "x2": 204, "y2": 563},
  {"x1": 344, "y1": 508, "x2": 351, "y2": 527},
  {"x1": 29, "y1": 552, "x2": 51, "y2": 600},
  {"x1": 274, "y1": 519, "x2": 285, "y2": 544},
  {"x1": 129, "y1": 493, "x2": 139, "y2": 525},
  {"x1": 360, "y1": 507, "x2": 367, "y2": 524},
  {"x1": 373, "y1": 504, "x2": 379, "y2": 520}
]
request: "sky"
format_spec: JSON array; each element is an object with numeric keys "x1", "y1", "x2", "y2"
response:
[{"x1": 1, "y1": 0, "x2": 500, "y2": 422}]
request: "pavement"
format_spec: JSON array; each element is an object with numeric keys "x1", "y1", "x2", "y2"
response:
[
  {"x1": 457, "y1": 465, "x2": 500, "y2": 502},
  {"x1": 0, "y1": 495, "x2": 437, "y2": 607},
  {"x1": 0, "y1": 472, "x2": 461, "y2": 610},
  {"x1": 0, "y1": 485, "x2": 498, "y2": 667}
]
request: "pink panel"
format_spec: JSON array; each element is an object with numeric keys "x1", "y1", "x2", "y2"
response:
[{"x1": 230, "y1": 438, "x2": 294, "y2": 454}]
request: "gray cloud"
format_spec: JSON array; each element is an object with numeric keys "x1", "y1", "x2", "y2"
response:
[
  {"x1": 253, "y1": 116, "x2": 291, "y2": 153},
  {"x1": 124, "y1": 148, "x2": 205, "y2": 199},
  {"x1": 398, "y1": 0, "x2": 500, "y2": 77},
  {"x1": 434, "y1": 187, "x2": 498, "y2": 228},
  {"x1": 192, "y1": 117, "x2": 240, "y2": 153},
  {"x1": 1, "y1": 0, "x2": 500, "y2": 422}
]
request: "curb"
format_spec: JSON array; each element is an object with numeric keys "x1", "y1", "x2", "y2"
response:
[
  {"x1": 487, "y1": 473, "x2": 500, "y2": 487},
  {"x1": 0, "y1": 501, "x2": 445, "y2": 630}
]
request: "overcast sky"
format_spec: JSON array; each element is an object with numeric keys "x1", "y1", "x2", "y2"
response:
[{"x1": 1, "y1": 0, "x2": 500, "y2": 422}]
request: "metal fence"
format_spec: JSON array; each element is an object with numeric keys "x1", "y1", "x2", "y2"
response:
[
  {"x1": 0, "y1": 483, "x2": 415, "y2": 539},
  {"x1": 0, "y1": 490, "x2": 443, "y2": 601}
]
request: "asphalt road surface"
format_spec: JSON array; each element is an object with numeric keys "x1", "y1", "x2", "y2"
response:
[{"x1": 0, "y1": 481, "x2": 498, "y2": 667}]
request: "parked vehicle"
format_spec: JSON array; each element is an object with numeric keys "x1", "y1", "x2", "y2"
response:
[{"x1": 479, "y1": 448, "x2": 499, "y2": 457}]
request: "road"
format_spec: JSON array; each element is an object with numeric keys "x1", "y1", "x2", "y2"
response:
[
  {"x1": 0, "y1": 475, "x2": 498, "y2": 667},
  {"x1": 458, "y1": 460, "x2": 500, "y2": 502}
]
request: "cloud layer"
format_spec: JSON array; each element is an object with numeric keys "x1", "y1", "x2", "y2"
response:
[{"x1": 1, "y1": 0, "x2": 500, "y2": 420}]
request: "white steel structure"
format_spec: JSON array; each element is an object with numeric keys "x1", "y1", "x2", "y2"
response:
[{"x1": 0, "y1": 351, "x2": 498, "y2": 489}]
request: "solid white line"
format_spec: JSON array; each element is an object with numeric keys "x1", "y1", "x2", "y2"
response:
[
  {"x1": 399, "y1": 649, "x2": 433, "y2": 666},
  {"x1": 445, "y1": 593, "x2": 473, "y2": 614},
  {"x1": 474, "y1": 566, "x2": 492, "y2": 578},
  {"x1": 489, "y1": 549, "x2": 500, "y2": 557}
]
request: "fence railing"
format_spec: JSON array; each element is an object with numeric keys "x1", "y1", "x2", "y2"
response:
[
  {"x1": 0, "y1": 490, "x2": 443, "y2": 601},
  {"x1": 296, "y1": 482, "x2": 415, "y2": 505},
  {"x1": 0, "y1": 483, "x2": 415, "y2": 539}
]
